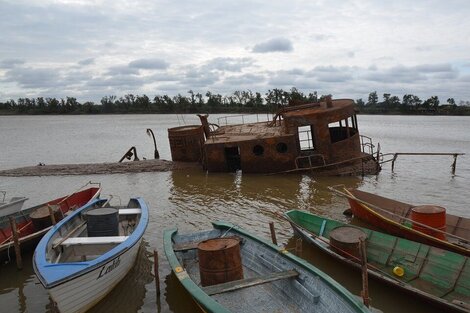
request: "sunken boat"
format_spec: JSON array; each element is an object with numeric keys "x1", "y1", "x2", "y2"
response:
[{"x1": 168, "y1": 97, "x2": 381, "y2": 175}]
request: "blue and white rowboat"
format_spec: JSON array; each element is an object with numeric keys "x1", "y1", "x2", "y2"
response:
[{"x1": 33, "y1": 197, "x2": 149, "y2": 313}]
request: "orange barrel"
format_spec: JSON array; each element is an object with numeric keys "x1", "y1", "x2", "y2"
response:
[
  {"x1": 411, "y1": 205, "x2": 446, "y2": 240},
  {"x1": 329, "y1": 226, "x2": 367, "y2": 259},
  {"x1": 168, "y1": 125, "x2": 205, "y2": 162},
  {"x1": 29, "y1": 205, "x2": 63, "y2": 231},
  {"x1": 197, "y1": 237, "x2": 244, "y2": 287}
]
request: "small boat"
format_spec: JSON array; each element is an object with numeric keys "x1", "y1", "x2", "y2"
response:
[
  {"x1": 0, "y1": 183, "x2": 101, "y2": 259},
  {"x1": 331, "y1": 187, "x2": 470, "y2": 256},
  {"x1": 285, "y1": 210, "x2": 470, "y2": 313},
  {"x1": 164, "y1": 221, "x2": 371, "y2": 313},
  {"x1": 0, "y1": 191, "x2": 28, "y2": 217},
  {"x1": 33, "y1": 197, "x2": 149, "y2": 313}
]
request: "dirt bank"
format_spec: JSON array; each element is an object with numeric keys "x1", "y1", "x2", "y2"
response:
[{"x1": 0, "y1": 159, "x2": 200, "y2": 176}]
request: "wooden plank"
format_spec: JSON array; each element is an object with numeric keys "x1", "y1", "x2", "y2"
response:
[
  {"x1": 60, "y1": 236, "x2": 128, "y2": 245},
  {"x1": 203, "y1": 270, "x2": 299, "y2": 296},
  {"x1": 173, "y1": 241, "x2": 200, "y2": 251},
  {"x1": 119, "y1": 208, "x2": 141, "y2": 215}
]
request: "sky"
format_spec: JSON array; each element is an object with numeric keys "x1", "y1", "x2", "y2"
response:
[{"x1": 1, "y1": 0, "x2": 470, "y2": 103}]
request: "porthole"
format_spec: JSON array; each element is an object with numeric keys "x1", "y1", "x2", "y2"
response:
[
  {"x1": 253, "y1": 145, "x2": 264, "y2": 156},
  {"x1": 276, "y1": 142, "x2": 288, "y2": 153}
]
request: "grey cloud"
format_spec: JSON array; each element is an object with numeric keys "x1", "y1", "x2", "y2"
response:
[
  {"x1": 86, "y1": 75, "x2": 145, "y2": 88},
  {"x1": 0, "y1": 58, "x2": 25, "y2": 69},
  {"x1": 223, "y1": 73, "x2": 266, "y2": 85},
  {"x1": 3, "y1": 67, "x2": 60, "y2": 88},
  {"x1": 316, "y1": 72, "x2": 353, "y2": 83},
  {"x1": 129, "y1": 58, "x2": 169, "y2": 70},
  {"x1": 252, "y1": 38, "x2": 293, "y2": 53},
  {"x1": 414, "y1": 64, "x2": 453, "y2": 73},
  {"x1": 107, "y1": 65, "x2": 140, "y2": 76},
  {"x1": 204, "y1": 57, "x2": 254, "y2": 72},
  {"x1": 78, "y1": 58, "x2": 95, "y2": 66}
]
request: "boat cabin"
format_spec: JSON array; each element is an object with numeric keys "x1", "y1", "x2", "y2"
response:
[{"x1": 168, "y1": 98, "x2": 380, "y2": 175}]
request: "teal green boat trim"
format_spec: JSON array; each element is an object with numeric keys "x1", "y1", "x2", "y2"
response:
[{"x1": 164, "y1": 220, "x2": 370, "y2": 313}]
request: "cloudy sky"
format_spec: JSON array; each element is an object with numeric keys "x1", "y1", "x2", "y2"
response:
[{"x1": 1, "y1": 0, "x2": 470, "y2": 103}]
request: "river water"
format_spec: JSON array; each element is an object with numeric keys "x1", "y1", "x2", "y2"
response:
[{"x1": 0, "y1": 114, "x2": 469, "y2": 313}]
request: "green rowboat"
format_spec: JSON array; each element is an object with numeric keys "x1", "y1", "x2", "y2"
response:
[
  {"x1": 164, "y1": 221, "x2": 372, "y2": 313},
  {"x1": 285, "y1": 210, "x2": 470, "y2": 313}
]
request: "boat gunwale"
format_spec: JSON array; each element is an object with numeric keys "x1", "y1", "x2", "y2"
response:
[
  {"x1": 163, "y1": 220, "x2": 370, "y2": 313},
  {"x1": 0, "y1": 187, "x2": 101, "y2": 253},
  {"x1": 345, "y1": 188, "x2": 469, "y2": 256},
  {"x1": 34, "y1": 197, "x2": 149, "y2": 289},
  {"x1": 284, "y1": 209, "x2": 470, "y2": 313}
]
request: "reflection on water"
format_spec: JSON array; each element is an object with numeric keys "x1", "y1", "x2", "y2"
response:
[
  {"x1": 89, "y1": 241, "x2": 154, "y2": 313},
  {"x1": 0, "y1": 115, "x2": 469, "y2": 313}
]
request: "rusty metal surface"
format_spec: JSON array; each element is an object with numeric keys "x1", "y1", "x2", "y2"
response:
[
  {"x1": 171, "y1": 98, "x2": 380, "y2": 175},
  {"x1": 197, "y1": 237, "x2": 243, "y2": 287},
  {"x1": 168, "y1": 125, "x2": 205, "y2": 162}
]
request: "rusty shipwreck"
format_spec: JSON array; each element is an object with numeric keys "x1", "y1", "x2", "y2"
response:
[{"x1": 167, "y1": 98, "x2": 381, "y2": 175}]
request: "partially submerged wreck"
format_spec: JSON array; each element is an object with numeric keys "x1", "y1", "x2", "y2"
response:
[{"x1": 168, "y1": 98, "x2": 381, "y2": 175}]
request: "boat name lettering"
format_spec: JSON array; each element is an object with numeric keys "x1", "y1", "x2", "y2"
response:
[{"x1": 97, "y1": 256, "x2": 121, "y2": 279}]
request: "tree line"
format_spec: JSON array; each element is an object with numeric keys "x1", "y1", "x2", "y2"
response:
[{"x1": 1, "y1": 88, "x2": 469, "y2": 115}]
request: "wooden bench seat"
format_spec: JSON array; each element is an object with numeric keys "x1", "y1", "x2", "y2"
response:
[
  {"x1": 58, "y1": 236, "x2": 128, "y2": 246},
  {"x1": 119, "y1": 208, "x2": 141, "y2": 215},
  {"x1": 202, "y1": 269, "x2": 299, "y2": 296}
]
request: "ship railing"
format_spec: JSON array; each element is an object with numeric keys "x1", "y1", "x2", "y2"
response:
[
  {"x1": 360, "y1": 135, "x2": 375, "y2": 155},
  {"x1": 217, "y1": 113, "x2": 274, "y2": 126},
  {"x1": 295, "y1": 154, "x2": 326, "y2": 169}
]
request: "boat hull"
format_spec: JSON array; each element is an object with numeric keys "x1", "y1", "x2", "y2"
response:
[
  {"x1": 48, "y1": 239, "x2": 142, "y2": 313},
  {"x1": 346, "y1": 189, "x2": 469, "y2": 256},
  {"x1": 0, "y1": 197, "x2": 28, "y2": 217},
  {"x1": 164, "y1": 221, "x2": 371, "y2": 313},
  {"x1": 0, "y1": 186, "x2": 101, "y2": 258},
  {"x1": 285, "y1": 210, "x2": 470, "y2": 313}
]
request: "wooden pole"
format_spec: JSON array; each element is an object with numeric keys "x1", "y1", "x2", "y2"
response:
[
  {"x1": 154, "y1": 250, "x2": 161, "y2": 296},
  {"x1": 8, "y1": 217, "x2": 23, "y2": 270},
  {"x1": 358, "y1": 237, "x2": 369, "y2": 308},
  {"x1": 48, "y1": 205, "x2": 57, "y2": 225},
  {"x1": 269, "y1": 222, "x2": 278, "y2": 245},
  {"x1": 452, "y1": 154, "x2": 458, "y2": 175}
]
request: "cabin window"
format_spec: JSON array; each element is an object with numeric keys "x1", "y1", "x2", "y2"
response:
[
  {"x1": 253, "y1": 145, "x2": 264, "y2": 156},
  {"x1": 298, "y1": 126, "x2": 315, "y2": 151},
  {"x1": 276, "y1": 142, "x2": 288, "y2": 153},
  {"x1": 329, "y1": 116, "x2": 357, "y2": 143}
]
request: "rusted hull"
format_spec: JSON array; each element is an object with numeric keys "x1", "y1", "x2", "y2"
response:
[{"x1": 347, "y1": 191, "x2": 470, "y2": 256}]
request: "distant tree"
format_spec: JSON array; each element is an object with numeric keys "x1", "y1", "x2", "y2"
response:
[
  {"x1": 447, "y1": 98, "x2": 456, "y2": 106},
  {"x1": 367, "y1": 91, "x2": 378, "y2": 106},
  {"x1": 356, "y1": 98, "x2": 365, "y2": 107}
]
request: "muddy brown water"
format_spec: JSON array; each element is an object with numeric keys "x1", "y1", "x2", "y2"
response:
[{"x1": 1, "y1": 114, "x2": 469, "y2": 313}]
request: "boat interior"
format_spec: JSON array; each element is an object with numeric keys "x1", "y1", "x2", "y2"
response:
[
  {"x1": 349, "y1": 189, "x2": 470, "y2": 247},
  {"x1": 172, "y1": 228, "x2": 360, "y2": 313},
  {"x1": 46, "y1": 199, "x2": 142, "y2": 264}
]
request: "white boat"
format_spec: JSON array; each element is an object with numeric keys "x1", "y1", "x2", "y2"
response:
[
  {"x1": 0, "y1": 191, "x2": 28, "y2": 218},
  {"x1": 33, "y1": 197, "x2": 149, "y2": 313}
]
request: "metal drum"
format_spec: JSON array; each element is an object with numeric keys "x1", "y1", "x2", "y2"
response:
[
  {"x1": 168, "y1": 125, "x2": 205, "y2": 162},
  {"x1": 85, "y1": 207, "x2": 119, "y2": 237},
  {"x1": 411, "y1": 205, "x2": 446, "y2": 240},
  {"x1": 197, "y1": 237, "x2": 243, "y2": 287},
  {"x1": 29, "y1": 205, "x2": 62, "y2": 231},
  {"x1": 329, "y1": 226, "x2": 367, "y2": 259}
]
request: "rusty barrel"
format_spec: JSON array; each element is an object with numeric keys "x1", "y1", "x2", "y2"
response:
[
  {"x1": 329, "y1": 226, "x2": 367, "y2": 259},
  {"x1": 411, "y1": 205, "x2": 446, "y2": 240},
  {"x1": 168, "y1": 125, "x2": 205, "y2": 162},
  {"x1": 29, "y1": 205, "x2": 62, "y2": 231},
  {"x1": 197, "y1": 237, "x2": 243, "y2": 287}
]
